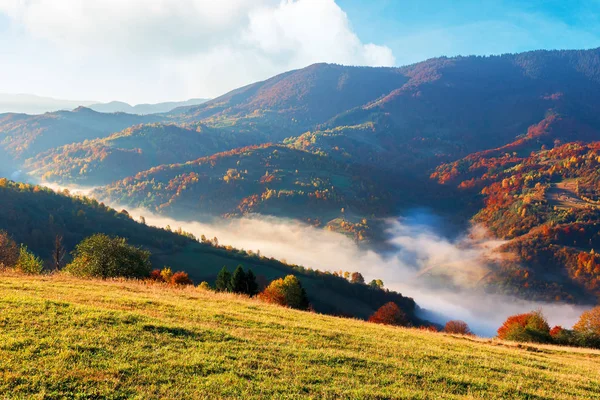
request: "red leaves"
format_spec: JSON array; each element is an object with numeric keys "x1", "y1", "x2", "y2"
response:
[{"x1": 368, "y1": 302, "x2": 408, "y2": 327}]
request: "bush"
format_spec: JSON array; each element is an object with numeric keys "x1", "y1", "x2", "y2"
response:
[
  {"x1": 65, "y1": 234, "x2": 151, "y2": 278},
  {"x1": 160, "y1": 267, "x2": 173, "y2": 282},
  {"x1": 198, "y1": 281, "x2": 211, "y2": 291},
  {"x1": 444, "y1": 320, "x2": 473, "y2": 335},
  {"x1": 15, "y1": 245, "x2": 44, "y2": 275},
  {"x1": 497, "y1": 311, "x2": 551, "y2": 343},
  {"x1": 149, "y1": 269, "x2": 163, "y2": 281},
  {"x1": 259, "y1": 275, "x2": 310, "y2": 310},
  {"x1": 368, "y1": 302, "x2": 408, "y2": 326},
  {"x1": 171, "y1": 271, "x2": 193, "y2": 286},
  {"x1": 0, "y1": 230, "x2": 18, "y2": 269}
]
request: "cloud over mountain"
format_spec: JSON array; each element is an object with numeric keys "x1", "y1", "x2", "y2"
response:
[{"x1": 0, "y1": 0, "x2": 394, "y2": 102}]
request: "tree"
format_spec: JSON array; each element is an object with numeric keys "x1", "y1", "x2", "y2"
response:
[
  {"x1": 65, "y1": 234, "x2": 151, "y2": 278},
  {"x1": 369, "y1": 279, "x2": 384, "y2": 289},
  {"x1": 52, "y1": 234, "x2": 66, "y2": 271},
  {"x1": 573, "y1": 306, "x2": 600, "y2": 347},
  {"x1": 350, "y1": 272, "x2": 365, "y2": 284},
  {"x1": 497, "y1": 311, "x2": 551, "y2": 343},
  {"x1": 245, "y1": 269, "x2": 259, "y2": 296},
  {"x1": 15, "y1": 245, "x2": 44, "y2": 275},
  {"x1": 0, "y1": 230, "x2": 18, "y2": 268},
  {"x1": 444, "y1": 320, "x2": 473, "y2": 335},
  {"x1": 215, "y1": 266, "x2": 231, "y2": 292},
  {"x1": 230, "y1": 265, "x2": 247, "y2": 294},
  {"x1": 368, "y1": 302, "x2": 408, "y2": 326},
  {"x1": 259, "y1": 275, "x2": 309, "y2": 310}
]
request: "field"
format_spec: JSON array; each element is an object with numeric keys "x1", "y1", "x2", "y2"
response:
[{"x1": 1, "y1": 273, "x2": 600, "y2": 399}]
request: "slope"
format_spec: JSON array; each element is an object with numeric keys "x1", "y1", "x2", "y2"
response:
[
  {"x1": 25, "y1": 123, "x2": 268, "y2": 185},
  {"x1": 0, "y1": 107, "x2": 162, "y2": 161},
  {"x1": 1, "y1": 274, "x2": 599, "y2": 399},
  {"x1": 94, "y1": 144, "x2": 393, "y2": 228},
  {"x1": 0, "y1": 178, "x2": 416, "y2": 319}
]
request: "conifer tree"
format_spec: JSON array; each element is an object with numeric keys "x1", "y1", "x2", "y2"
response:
[
  {"x1": 230, "y1": 265, "x2": 247, "y2": 294},
  {"x1": 215, "y1": 266, "x2": 231, "y2": 292},
  {"x1": 245, "y1": 268, "x2": 259, "y2": 296}
]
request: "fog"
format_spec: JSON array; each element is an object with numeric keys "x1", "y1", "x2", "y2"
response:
[{"x1": 40, "y1": 181, "x2": 591, "y2": 336}]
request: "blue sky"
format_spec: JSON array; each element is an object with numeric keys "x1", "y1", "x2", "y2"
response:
[
  {"x1": 0, "y1": 0, "x2": 599, "y2": 103},
  {"x1": 339, "y1": 0, "x2": 600, "y2": 65}
]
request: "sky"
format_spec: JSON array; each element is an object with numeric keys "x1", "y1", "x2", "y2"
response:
[{"x1": 0, "y1": 0, "x2": 599, "y2": 104}]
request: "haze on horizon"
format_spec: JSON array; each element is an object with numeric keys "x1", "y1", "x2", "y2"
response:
[{"x1": 1, "y1": 0, "x2": 600, "y2": 105}]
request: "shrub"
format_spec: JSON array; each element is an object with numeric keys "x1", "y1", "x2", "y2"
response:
[
  {"x1": 259, "y1": 275, "x2": 310, "y2": 310},
  {"x1": 368, "y1": 302, "x2": 408, "y2": 326},
  {"x1": 444, "y1": 320, "x2": 473, "y2": 335},
  {"x1": 550, "y1": 325, "x2": 577, "y2": 346},
  {"x1": 497, "y1": 311, "x2": 551, "y2": 343},
  {"x1": 198, "y1": 281, "x2": 211, "y2": 291},
  {"x1": 149, "y1": 269, "x2": 163, "y2": 281},
  {"x1": 160, "y1": 267, "x2": 173, "y2": 282},
  {"x1": 15, "y1": 245, "x2": 44, "y2": 275},
  {"x1": 171, "y1": 271, "x2": 193, "y2": 286},
  {"x1": 0, "y1": 230, "x2": 18, "y2": 269},
  {"x1": 65, "y1": 234, "x2": 151, "y2": 278}
]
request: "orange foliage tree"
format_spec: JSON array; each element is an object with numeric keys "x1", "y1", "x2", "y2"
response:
[
  {"x1": 368, "y1": 302, "x2": 408, "y2": 327},
  {"x1": 497, "y1": 311, "x2": 551, "y2": 343},
  {"x1": 444, "y1": 320, "x2": 473, "y2": 335},
  {"x1": 573, "y1": 306, "x2": 600, "y2": 337}
]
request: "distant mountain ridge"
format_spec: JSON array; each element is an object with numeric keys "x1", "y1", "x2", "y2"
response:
[{"x1": 0, "y1": 93, "x2": 209, "y2": 115}]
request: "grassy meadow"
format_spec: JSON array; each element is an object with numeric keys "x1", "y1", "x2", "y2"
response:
[{"x1": 1, "y1": 273, "x2": 599, "y2": 399}]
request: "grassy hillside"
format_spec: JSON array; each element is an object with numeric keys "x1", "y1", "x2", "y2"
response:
[{"x1": 1, "y1": 273, "x2": 599, "y2": 399}]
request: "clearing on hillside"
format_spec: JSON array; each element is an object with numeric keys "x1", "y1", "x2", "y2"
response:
[{"x1": 1, "y1": 273, "x2": 599, "y2": 399}]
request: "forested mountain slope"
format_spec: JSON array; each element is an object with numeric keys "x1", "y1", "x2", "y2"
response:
[{"x1": 0, "y1": 107, "x2": 161, "y2": 160}]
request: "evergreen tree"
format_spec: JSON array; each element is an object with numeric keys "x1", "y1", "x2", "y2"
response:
[
  {"x1": 230, "y1": 265, "x2": 247, "y2": 294},
  {"x1": 245, "y1": 268, "x2": 259, "y2": 296},
  {"x1": 215, "y1": 266, "x2": 231, "y2": 292}
]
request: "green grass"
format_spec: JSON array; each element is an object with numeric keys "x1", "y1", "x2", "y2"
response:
[{"x1": 1, "y1": 273, "x2": 600, "y2": 399}]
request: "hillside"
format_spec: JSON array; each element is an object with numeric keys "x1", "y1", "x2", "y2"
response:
[
  {"x1": 0, "y1": 179, "x2": 418, "y2": 319},
  {"x1": 432, "y1": 140, "x2": 600, "y2": 302},
  {"x1": 0, "y1": 107, "x2": 161, "y2": 160},
  {"x1": 25, "y1": 123, "x2": 267, "y2": 185},
  {"x1": 1, "y1": 274, "x2": 599, "y2": 399},
  {"x1": 95, "y1": 144, "x2": 393, "y2": 228}
]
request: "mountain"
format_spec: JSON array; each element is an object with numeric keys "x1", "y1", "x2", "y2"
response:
[
  {"x1": 6, "y1": 48, "x2": 600, "y2": 305},
  {"x1": 0, "y1": 93, "x2": 97, "y2": 114},
  {"x1": 171, "y1": 63, "x2": 408, "y2": 139},
  {"x1": 0, "y1": 94, "x2": 209, "y2": 115},
  {"x1": 0, "y1": 107, "x2": 161, "y2": 161},
  {"x1": 89, "y1": 98, "x2": 209, "y2": 115}
]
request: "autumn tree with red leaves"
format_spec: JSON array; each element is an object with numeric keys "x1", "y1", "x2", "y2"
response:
[
  {"x1": 368, "y1": 302, "x2": 408, "y2": 327},
  {"x1": 444, "y1": 320, "x2": 473, "y2": 335},
  {"x1": 497, "y1": 311, "x2": 551, "y2": 343}
]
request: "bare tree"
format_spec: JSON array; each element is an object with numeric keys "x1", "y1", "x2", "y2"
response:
[{"x1": 52, "y1": 234, "x2": 66, "y2": 271}]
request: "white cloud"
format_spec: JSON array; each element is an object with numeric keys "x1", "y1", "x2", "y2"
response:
[{"x1": 0, "y1": 0, "x2": 395, "y2": 103}]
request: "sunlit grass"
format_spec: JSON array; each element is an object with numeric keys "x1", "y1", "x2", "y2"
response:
[{"x1": 1, "y1": 272, "x2": 599, "y2": 399}]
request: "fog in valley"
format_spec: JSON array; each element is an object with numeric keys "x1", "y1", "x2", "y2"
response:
[{"x1": 40, "y1": 180, "x2": 590, "y2": 336}]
